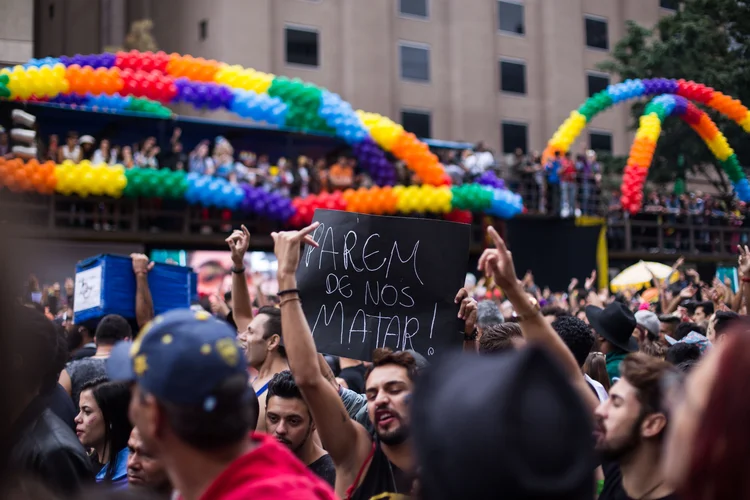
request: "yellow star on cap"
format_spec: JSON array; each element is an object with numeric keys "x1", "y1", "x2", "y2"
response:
[
  {"x1": 133, "y1": 354, "x2": 148, "y2": 376},
  {"x1": 200, "y1": 344, "x2": 212, "y2": 355},
  {"x1": 216, "y1": 338, "x2": 239, "y2": 367},
  {"x1": 161, "y1": 334, "x2": 173, "y2": 345},
  {"x1": 195, "y1": 311, "x2": 211, "y2": 321}
]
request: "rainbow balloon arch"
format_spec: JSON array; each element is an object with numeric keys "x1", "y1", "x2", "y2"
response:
[
  {"x1": 543, "y1": 78, "x2": 750, "y2": 213},
  {"x1": 0, "y1": 50, "x2": 524, "y2": 226}
]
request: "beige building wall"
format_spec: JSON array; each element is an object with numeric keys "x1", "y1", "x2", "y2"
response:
[
  {"x1": 30, "y1": 0, "x2": 676, "y2": 157},
  {"x1": 0, "y1": 0, "x2": 34, "y2": 67}
]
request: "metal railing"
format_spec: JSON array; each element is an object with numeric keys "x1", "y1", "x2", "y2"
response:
[{"x1": 607, "y1": 214, "x2": 748, "y2": 260}]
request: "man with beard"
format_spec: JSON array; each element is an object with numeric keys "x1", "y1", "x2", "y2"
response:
[
  {"x1": 127, "y1": 427, "x2": 172, "y2": 497},
  {"x1": 108, "y1": 309, "x2": 336, "y2": 499},
  {"x1": 227, "y1": 226, "x2": 289, "y2": 432},
  {"x1": 595, "y1": 353, "x2": 678, "y2": 500},
  {"x1": 266, "y1": 370, "x2": 336, "y2": 487},
  {"x1": 271, "y1": 222, "x2": 417, "y2": 499}
]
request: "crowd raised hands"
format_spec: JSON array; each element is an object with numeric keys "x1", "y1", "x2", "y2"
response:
[{"x1": 5, "y1": 220, "x2": 750, "y2": 500}]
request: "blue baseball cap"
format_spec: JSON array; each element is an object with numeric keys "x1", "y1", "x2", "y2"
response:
[{"x1": 107, "y1": 309, "x2": 248, "y2": 408}]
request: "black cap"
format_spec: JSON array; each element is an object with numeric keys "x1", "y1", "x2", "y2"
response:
[{"x1": 412, "y1": 347, "x2": 594, "y2": 500}]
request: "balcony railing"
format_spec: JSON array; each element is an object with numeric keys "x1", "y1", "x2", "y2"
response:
[{"x1": 607, "y1": 214, "x2": 748, "y2": 261}]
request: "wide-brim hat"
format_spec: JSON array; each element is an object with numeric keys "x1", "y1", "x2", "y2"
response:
[
  {"x1": 413, "y1": 347, "x2": 594, "y2": 500},
  {"x1": 586, "y1": 302, "x2": 638, "y2": 353}
]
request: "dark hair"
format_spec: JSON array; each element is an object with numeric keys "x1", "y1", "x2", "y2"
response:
[
  {"x1": 714, "y1": 311, "x2": 739, "y2": 340},
  {"x1": 66, "y1": 323, "x2": 84, "y2": 353},
  {"x1": 42, "y1": 323, "x2": 70, "y2": 394},
  {"x1": 9, "y1": 305, "x2": 58, "y2": 393},
  {"x1": 620, "y1": 353, "x2": 676, "y2": 437},
  {"x1": 266, "y1": 370, "x2": 303, "y2": 406},
  {"x1": 365, "y1": 348, "x2": 418, "y2": 383},
  {"x1": 540, "y1": 306, "x2": 570, "y2": 320},
  {"x1": 552, "y1": 316, "x2": 594, "y2": 368},
  {"x1": 695, "y1": 302, "x2": 714, "y2": 316},
  {"x1": 160, "y1": 373, "x2": 258, "y2": 450},
  {"x1": 665, "y1": 343, "x2": 701, "y2": 366},
  {"x1": 479, "y1": 323, "x2": 523, "y2": 354},
  {"x1": 81, "y1": 379, "x2": 133, "y2": 482},
  {"x1": 673, "y1": 322, "x2": 703, "y2": 341},
  {"x1": 95, "y1": 315, "x2": 132, "y2": 346},
  {"x1": 583, "y1": 352, "x2": 610, "y2": 393},
  {"x1": 257, "y1": 306, "x2": 284, "y2": 358}
]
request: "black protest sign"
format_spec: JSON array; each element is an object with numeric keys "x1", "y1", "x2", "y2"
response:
[{"x1": 296, "y1": 209, "x2": 470, "y2": 361}]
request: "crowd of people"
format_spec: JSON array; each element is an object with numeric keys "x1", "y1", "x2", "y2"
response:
[{"x1": 4, "y1": 219, "x2": 750, "y2": 500}]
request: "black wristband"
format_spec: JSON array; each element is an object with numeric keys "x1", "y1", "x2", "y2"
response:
[
  {"x1": 231, "y1": 266, "x2": 246, "y2": 274},
  {"x1": 277, "y1": 288, "x2": 300, "y2": 297},
  {"x1": 463, "y1": 328, "x2": 478, "y2": 341}
]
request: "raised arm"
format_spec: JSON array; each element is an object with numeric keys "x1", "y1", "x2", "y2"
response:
[
  {"x1": 271, "y1": 223, "x2": 373, "y2": 468},
  {"x1": 131, "y1": 253, "x2": 155, "y2": 328},
  {"x1": 226, "y1": 225, "x2": 253, "y2": 332},
  {"x1": 736, "y1": 246, "x2": 750, "y2": 312},
  {"x1": 478, "y1": 226, "x2": 599, "y2": 412}
]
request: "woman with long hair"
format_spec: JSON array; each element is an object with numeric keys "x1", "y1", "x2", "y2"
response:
[
  {"x1": 663, "y1": 322, "x2": 750, "y2": 498},
  {"x1": 583, "y1": 351, "x2": 610, "y2": 394},
  {"x1": 74, "y1": 378, "x2": 132, "y2": 488}
]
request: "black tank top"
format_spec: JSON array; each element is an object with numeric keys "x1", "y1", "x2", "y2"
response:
[{"x1": 349, "y1": 439, "x2": 413, "y2": 500}]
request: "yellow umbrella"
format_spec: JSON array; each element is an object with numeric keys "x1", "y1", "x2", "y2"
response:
[{"x1": 611, "y1": 261, "x2": 680, "y2": 292}]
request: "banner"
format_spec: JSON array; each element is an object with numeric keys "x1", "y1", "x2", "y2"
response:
[{"x1": 297, "y1": 210, "x2": 470, "y2": 361}]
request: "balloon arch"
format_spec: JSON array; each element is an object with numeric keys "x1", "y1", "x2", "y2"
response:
[
  {"x1": 0, "y1": 51, "x2": 523, "y2": 226},
  {"x1": 543, "y1": 78, "x2": 750, "y2": 213}
]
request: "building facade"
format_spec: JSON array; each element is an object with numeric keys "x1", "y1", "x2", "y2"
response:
[{"x1": 30, "y1": 0, "x2": 678, "y2": 157}]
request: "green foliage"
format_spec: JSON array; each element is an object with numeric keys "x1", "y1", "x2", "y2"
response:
[{"x1": 598, "y1": 0, "x2": 750, "y2": 192}]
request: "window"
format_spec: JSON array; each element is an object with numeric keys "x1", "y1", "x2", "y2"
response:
[
  {"x1": 401, "y1": 110, "x2": 432, "y2": 138},
  {"x1": 285, "y1": 26, "x2": 319, "y2": 67},
  {"x1": 590, "y1": 131, "x2": 613, "y2": 153},
  {"x1": 585, "y1": 16, "x2": 609, "y2": 50},
  {"x1": 660, "y1": 0, "x2": 678, "y2": 10},
  {"x1": 587, "y1": 73, "x2": 610, "y2": 97},
  {"x1": 500, "y1": 59, "x2": 526, "y2": 94},
  {"x1": 199, "y1": 20, "x2": 208, "y2": 41},
  {"x1": 498, "y1": 1, "x2": 525, "y2": 35},
  {"x1": 399, "y1": 42, "x2": 430, "y2": 82},
  {"x1": 399, "y1": 0, "x2": 429, "y2": 18},
  {"x1": 502, "y1": 122, "x2": 528, "y2": 154}
]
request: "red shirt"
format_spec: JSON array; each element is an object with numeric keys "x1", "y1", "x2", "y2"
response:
[
  {"x1": 197, "y1": 432, "x2": 337, "y2": 500},
  {"x1": 561, "y1": 158, "x2": 577, "y2": 182}
]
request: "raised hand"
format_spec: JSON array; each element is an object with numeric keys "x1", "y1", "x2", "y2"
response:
[
  {"x1": 679, "y1": 285, "x2": 697, "y2": 299},
  {"x1": 454, "y1": 287, "x2": 478, "y2": 334},
  {"x1": 584, "y1": 270, "x2": 597, "y2": 290},
  {"x1": 225, "y1": 225, "x2": 251, "y2": 267},
  {"x1": 271, "y1": 222, "x2": 321, "y2": 279},
  {"x1": 568, "y1": 277, "x2": 579, "y2": 293},
  {"x1": 477, "y1": 226, "x2": 519, "y2": 290},
  {"x1": 738, "y1": 245, "x2": 750, "y2": 276},
  {"x1": 131, "y1": 253, "x2": 154, "y2": 275}
]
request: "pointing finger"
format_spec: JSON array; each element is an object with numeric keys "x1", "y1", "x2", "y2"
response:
[
  {"x1": 302, "y1": 235, "x2": 320, "y2": 248},
  {"x1": 487, "y1": 226, "x2": 508, "y2": 253},
  {"x1": 297, "y1": 222, "x2": 321, "y2": 240}
]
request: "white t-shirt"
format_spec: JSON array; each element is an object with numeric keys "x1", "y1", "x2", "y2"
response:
[
  {"x1": 464, "y1": 151, "x2": 495, "y2": 175},
  {"x1": 585, "y1": 373, "x2": 609, "y2": 402}
]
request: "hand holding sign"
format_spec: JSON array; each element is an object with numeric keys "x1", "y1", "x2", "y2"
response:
[
  {"x1": 271, "y1": 222, "x2": 321, "y2": 282},
  {"x1": 296, "y1": 210, "x2": 470, "y2": 361},
  {"x1": 455, "y1": 287, "x2": 477, "y2": 335}
]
